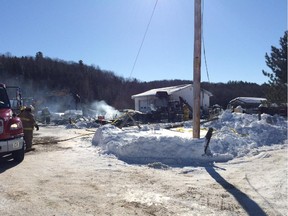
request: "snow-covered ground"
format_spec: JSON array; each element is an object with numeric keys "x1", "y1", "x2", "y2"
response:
[
  {"x1": 1, "y1": 110, "x2": 287, "y2": 215},
  {"x1": 92, "y1": 111, "x2": 287, "y2": 166},
  {"x1": 89, "y1": 111, "x2": 288, "y2": 215}
]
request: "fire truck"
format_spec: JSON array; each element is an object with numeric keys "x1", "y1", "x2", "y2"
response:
[{"x1": 0, "y1": 83, "x2": 25, "y2": 162}]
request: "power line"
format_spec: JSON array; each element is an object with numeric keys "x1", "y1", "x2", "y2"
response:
[
  {"x1": 202, "y1": 35, "x2": 210, "y2": 82},
  {"x1": 201, "y1": 0, "x2": 210, "y2": 83},
  {"x1": 129, "y1": 0, "x2": 158, "y2": 79}
]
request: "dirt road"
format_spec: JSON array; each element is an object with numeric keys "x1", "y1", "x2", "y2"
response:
[{"x1": 0, "y1": 125, "x2": 286, "y2": 216}]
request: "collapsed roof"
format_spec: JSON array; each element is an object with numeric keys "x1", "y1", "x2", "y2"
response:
[
  {"x1": 131, "y1": 84, "x2": 212, "y2": 99},
  {"x1": 228, "y1": 97, "x2": 267, "y2": 105}
]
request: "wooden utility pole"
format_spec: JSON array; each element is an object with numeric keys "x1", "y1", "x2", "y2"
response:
[{"x1": 193, "y1": 0, "x2": 201, "y2": 138}]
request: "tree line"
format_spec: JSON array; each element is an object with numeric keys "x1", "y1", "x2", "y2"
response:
[
  {"x1": 0, "y1": 31, "x2": 286, "y2": 111},
  {"x1": 0, "y1": 52, "x2": 269, "y2": 110}
]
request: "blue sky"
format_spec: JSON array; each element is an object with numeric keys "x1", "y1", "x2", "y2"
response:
[{"x1": 0, "y1": 0, "x2": 286, "y2": 84}]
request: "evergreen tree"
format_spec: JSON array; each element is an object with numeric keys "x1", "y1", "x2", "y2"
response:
[{"x1": 262, "y1": 31, "x2": 287, "y2": 104}]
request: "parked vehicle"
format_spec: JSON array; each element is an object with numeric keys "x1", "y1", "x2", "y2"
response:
[
  {"x1": 227, "y1": 97, "x2": 267, "y2": 114},
  {"x1": 0, "y1": 83, "x2": 25, "y2": 162}
]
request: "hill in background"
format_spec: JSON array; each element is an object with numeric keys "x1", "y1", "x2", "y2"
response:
[{"x1": 0, "y1": 52, "x2": 268, "y2": 111}]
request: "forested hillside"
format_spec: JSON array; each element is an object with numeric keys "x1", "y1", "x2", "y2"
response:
[{"x1": 0, "y1": 53, "x2": 268, "y2": 110}]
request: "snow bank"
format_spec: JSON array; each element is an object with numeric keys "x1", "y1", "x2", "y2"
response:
[
  {"x1": 204, "y1": 112, "x2": 287, "y2": 157},
  {"x1": 92, "y1": 111, "x2": 287, "y2": 166},
  {"x1": 92, "y1": 124, "x2": 233, "y2": 165}
]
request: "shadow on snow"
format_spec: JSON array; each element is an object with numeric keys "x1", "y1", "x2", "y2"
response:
[{"x1": 205, "y1": 165, "x2": 267, "y2": 216}]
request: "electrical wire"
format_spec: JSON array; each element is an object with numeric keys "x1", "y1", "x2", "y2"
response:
[
  {"x1": 202, "y1": 37, "x2": 210, "y2": 82},
  {"x1": 201, "y1": 0, "x2": 210, "y2": 83},
  {"x1": 129, "y1": 0, "x2": 158, "y2": 79}
]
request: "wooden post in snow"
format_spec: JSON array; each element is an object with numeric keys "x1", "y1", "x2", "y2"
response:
[{"x1": 193, "y1": 0, "x2": 201, "y2": 138}]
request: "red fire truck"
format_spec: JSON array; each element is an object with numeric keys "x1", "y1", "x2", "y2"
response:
[{"x1": 0, "y1": 83, "x2": 25, "y2": 162}]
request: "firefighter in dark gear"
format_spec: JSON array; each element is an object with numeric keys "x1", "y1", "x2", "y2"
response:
[
  {"x1": 74, "y1": 93, "x2": 81, "y2": 110},
  {"x1": 41, "y1": 107, "x2": 51, "y2": 124},
  {"x1": 18, "y1": 107, "x2": 39, "y2": 152}
]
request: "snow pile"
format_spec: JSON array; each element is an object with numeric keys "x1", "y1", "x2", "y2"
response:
[
  {"x1": 92, "y1": 111, "x2": 287, "y2": 165},
  {"x1": 205, "y1": 112, "x2": 287, "y2": 157}
]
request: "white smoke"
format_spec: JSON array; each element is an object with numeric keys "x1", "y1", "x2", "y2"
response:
[{"x1": 90, "y1": 100, "x2": 120, "y2": 120}]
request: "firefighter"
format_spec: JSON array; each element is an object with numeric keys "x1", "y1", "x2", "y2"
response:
[
  {"x1": 18, "y1": 107, "x2": 39, "y2": 152},
  {"x1": 74, "y1": 93, "x2": 81, "y2": 110},
  {"x1": 41, "y1": 107, "x2": 51, "y2": 124},
  {"x1": 183, "y1": 104, "x2": 190, "y2": 121}
]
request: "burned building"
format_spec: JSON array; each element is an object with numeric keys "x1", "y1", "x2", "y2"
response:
[{"x1": 131, "y1": 84, "x2": 212, "y2": 122}]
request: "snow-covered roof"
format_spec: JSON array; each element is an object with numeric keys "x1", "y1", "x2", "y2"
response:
[
  {"x1": 229, "y1": 97, "x2": 267, "y2": 104},
  {"x1": 131, "y1": 84, "x2": 212, "y2": 99}
]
